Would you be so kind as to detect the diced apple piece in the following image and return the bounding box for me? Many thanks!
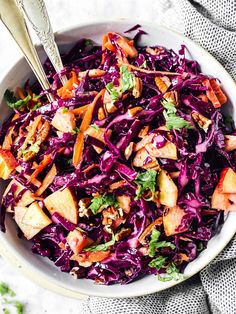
[211,186,236,211]
[14,202,52,240]
[163,206,187,236]
[84,126,111,154]
[44,187,78,224]
[66,229,93,255]
[0,149,17,180]
[134,134,155,152]
[3,180,36,213]
[225,135,236,152]
[218,167,236,194]
[117,195,131,214]
[146,141,178,160]
[157,170,178,207]
[133,147,160,170]
[52,108,76,133]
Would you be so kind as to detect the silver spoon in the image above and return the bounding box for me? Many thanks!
[0,0,54,102]
[16,0,67,85]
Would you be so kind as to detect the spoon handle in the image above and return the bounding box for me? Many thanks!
[0,0,54,101]
[17,0,67,85]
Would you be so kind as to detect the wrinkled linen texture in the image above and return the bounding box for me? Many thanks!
[82,1,236,313]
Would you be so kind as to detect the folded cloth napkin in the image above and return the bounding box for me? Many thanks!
[82,1,236,313]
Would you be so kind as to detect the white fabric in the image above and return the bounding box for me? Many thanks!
[82,1,236,313]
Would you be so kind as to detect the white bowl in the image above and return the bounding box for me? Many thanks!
[0,20,236,299]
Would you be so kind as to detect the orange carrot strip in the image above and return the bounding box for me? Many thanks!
[139,217,163,244]
[87,251,110,262]
[120,63,180,76]
[29,154,53,183]
[72,89,105,168]
[82,163,99,174]
[71,105,89,116]
[35,164,57,196]
[17,87,25,100]
[57,71,79,99]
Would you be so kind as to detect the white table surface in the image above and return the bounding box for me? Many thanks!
[0,1,182,313]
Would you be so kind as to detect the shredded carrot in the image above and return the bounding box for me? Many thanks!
[72,89,105,168]
[17,87,25,100]
[116,37,138,58]
[109,180,126,190]
[198,94,209,102]
[71,104,89,117]
[119,62,180,76]
[202,78,227,108]
[57,71,79,99]
[2,127,15,150]
[139,217,163,244]
[82,163,99,174]
[35,164,57,196]
[29,154,53,183]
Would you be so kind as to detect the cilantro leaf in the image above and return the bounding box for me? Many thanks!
[4,89,31,110]
[148,229,176,257]
[161,100,193,130]
[120,65,135,92]
[0,282,15,297]
[134,169,158,201]
[32,103,41,110]
[89,194,118,215]
[106,82,119,103]
[3,299,24,314]
[90,124,99,131]
[148,229,161,257]
[3,308,10,314]
[85,233,115,252]
[20,144,40,155]
[157,262,184,282]
[71,127,80,135]
[149,256,167,270]
[61,107,69,113]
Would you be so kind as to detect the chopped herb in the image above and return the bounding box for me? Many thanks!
[157,262,184,282]
[140,60,147,69]
[89,194,118,215]
[0,283,15,297]
[134,169,158,201]
[106,82,119,103]
[197,242,204,252]
[148,229,161,257]
[3,308,10,314]
[149,256,167,270]
[32,102,41,110]
[148,229,176,257]
[85,39,94,46]
[61,107,69,113]
[161,100,193,130]
[71,127,80,135]
[85,233,115,251]
[90,124,99,131]
[4,89,31,110]
[120,65,135,92]
[20,144,40,155]
[3,299,24,314]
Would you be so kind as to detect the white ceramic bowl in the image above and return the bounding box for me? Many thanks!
[0,20,236,299]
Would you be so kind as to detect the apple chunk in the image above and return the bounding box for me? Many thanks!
[0,149,17,180]
[15,202,52,240]
[218,167,236,194]
[157,170,178,207]
[145,141,177,160]
[52,108,76,133]
[67,229,93,255]
[44,187,78,224]
[211,186,236,211]
[163,206,187,236]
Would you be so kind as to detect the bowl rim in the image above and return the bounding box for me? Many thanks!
[0,18,236,299]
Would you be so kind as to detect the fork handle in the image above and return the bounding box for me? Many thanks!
[17,0,67,85]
